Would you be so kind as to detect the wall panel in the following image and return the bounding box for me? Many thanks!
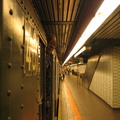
[0,0,43,119]
[113,46,120,108]
[90,45,120,108]
[89,48,113,107]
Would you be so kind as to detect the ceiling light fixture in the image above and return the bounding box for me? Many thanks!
[74,46,86,57]
[62,0,120,66]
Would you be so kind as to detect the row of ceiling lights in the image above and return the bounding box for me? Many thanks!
[62,0,120,66]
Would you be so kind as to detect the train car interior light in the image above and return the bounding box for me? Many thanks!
[62,0,120,66]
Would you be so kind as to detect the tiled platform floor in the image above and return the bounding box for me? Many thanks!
[58,74,120,120]
[58,79,74,120]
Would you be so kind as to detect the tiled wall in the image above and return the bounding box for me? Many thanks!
[90,48,113,107]
[77,64,86,73]
[113,46,120,108]
[90,46,120,108]
[70,64,86,73]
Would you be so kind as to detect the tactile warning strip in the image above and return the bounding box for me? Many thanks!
[65,80,83,120]
[58,79,82,120]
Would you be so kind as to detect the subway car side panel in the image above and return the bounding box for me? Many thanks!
[0,0,41,119]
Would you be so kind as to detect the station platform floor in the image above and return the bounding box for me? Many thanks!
[58,74,120,120]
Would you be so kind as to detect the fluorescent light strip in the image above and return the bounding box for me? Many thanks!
[62,0,120,66]
[74,46,86,57]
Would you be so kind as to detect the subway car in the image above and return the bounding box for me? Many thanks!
[0,0,120,120]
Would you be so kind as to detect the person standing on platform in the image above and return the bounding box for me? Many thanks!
[46,33,56,120]
[62,71,65,80]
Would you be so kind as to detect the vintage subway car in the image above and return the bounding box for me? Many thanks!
[0,0,60,120]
